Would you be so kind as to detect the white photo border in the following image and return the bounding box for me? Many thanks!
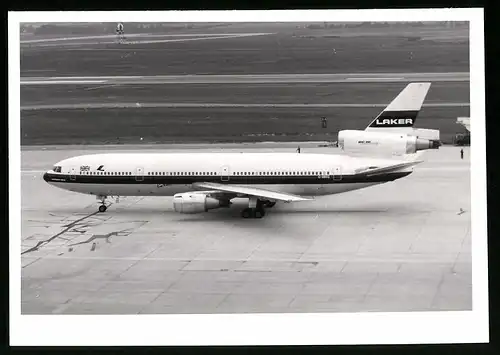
[9,8,487,346]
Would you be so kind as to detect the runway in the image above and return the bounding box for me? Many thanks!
[20,79,470,145]
[21,102,469,111]
[21,72,469,85]
[21,144,471,314]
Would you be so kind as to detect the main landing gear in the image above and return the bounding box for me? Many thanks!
[240,199,275,219]
[241,207,265,219]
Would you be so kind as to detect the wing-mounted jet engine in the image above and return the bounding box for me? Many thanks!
[173,192,231,214]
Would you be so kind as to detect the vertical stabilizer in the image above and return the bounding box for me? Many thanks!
[366,82,431,130]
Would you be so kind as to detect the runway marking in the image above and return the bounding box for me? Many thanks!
[346,77,403,81]
[21,80,108,85]
[83,83,122,91]
[20,255,464,263]
[20,102,470,110]
[21,211,101,256]
[22,33,275,48]
[20,33,274,44]
[20,72,470,85]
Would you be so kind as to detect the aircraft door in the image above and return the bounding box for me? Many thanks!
[331,166,342,181]
[70,167,76,181]
[135,167,144,181]
[220,165,230,182]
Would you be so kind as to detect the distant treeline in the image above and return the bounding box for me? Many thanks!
[304,21,469,29]
[21,21,468,35]
[21,23,230,35]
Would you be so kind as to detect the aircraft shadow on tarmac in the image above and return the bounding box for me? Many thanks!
[68,200,430,222]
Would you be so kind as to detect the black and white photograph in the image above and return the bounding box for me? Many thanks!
[9,9,487,346]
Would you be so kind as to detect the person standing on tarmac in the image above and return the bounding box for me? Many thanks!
[297,146,301,153]
[460,148,464,159]
[116,22,125,43]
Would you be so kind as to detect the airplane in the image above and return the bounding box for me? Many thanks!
[456,116,470,132]
[43,152,423,218]
[42,83,429,219]
[338,82,441,156]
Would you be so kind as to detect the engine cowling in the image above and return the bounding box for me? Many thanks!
[338,130,439,156]
[173,192,224,214]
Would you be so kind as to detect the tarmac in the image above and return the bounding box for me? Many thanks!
[20,144,472,314]
[20,72,469,85]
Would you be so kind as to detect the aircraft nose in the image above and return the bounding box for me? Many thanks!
[43,172,50,182]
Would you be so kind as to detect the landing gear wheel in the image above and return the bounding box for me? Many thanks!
[241,208,251,218]
[254,208,264,218]
[241,207,265,218]
[98,205,107,213]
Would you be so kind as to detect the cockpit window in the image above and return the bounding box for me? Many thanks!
[53,166,62,173]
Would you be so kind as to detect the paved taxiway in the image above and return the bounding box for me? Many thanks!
[21,72,469,85]
[20,144,471,314]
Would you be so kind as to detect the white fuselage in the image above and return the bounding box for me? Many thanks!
[43,152,413,198]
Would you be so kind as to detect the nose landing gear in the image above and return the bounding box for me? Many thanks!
[96,194,121,212]
[97,195,108,213]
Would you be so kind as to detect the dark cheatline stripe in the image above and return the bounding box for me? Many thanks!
[43,172,411,185]
[368,110,419,128]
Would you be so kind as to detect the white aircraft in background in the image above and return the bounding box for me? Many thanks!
[338,82,441,156]
[456,116,470,132]
[43,82,433,219]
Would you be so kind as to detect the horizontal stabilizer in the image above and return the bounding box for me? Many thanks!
[366,82,431,129]
[354,160,423,176]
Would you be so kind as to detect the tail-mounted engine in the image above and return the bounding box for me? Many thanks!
[338,130,439,156]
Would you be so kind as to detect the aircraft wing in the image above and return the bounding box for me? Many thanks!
[192,182,313,202]
[354,160,423,176]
